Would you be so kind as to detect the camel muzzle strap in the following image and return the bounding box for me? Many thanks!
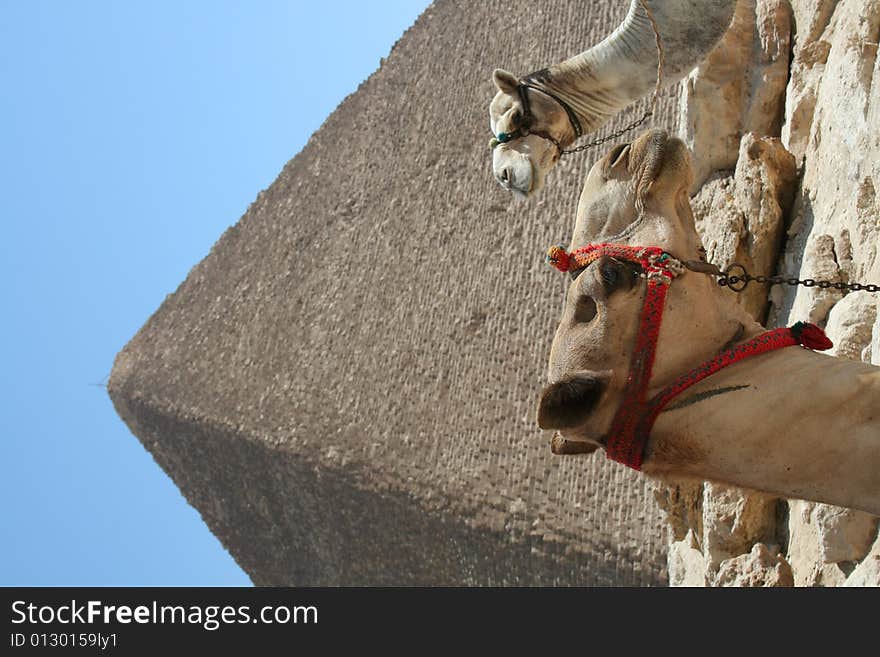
[546,242,833,470]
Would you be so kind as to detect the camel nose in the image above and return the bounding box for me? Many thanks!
[537,373,608,430]
[499,167,511,184]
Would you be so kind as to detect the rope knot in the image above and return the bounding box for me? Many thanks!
[546,245,571,272]
[790,321,833,351]
[647,251,684,278]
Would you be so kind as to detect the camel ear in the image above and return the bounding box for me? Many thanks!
[537,372,609,430]
[492,68,520,94]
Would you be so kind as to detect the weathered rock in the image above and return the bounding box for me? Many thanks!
[667,530,708,587]
[782,1,836,161]
[671,0,880,588]
[692,133,797,321]
[714,543,794,587]
[788,0,838,49]
[787,501,832,586]
[845,533,880,586]
[679,0,792,189]
[769,2,880,590]
[654,481,704,543]
[660,482,780,587]
[815,507,878,563]
[787,501,878,586]
[769,232,844,327]
[773,0,880,330]
[871,299,880,366]
[701,484,778,568]
[824,292,878,361]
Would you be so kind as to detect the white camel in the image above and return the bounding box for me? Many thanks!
[488,0,737,196]
[536,128,880,516]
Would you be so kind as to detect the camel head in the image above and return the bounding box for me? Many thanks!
[534,129,880,515]
[536,128,753,450]
[488,69,574,198]
[488,0,737,197]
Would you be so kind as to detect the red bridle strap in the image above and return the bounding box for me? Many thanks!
[546,242,833,470]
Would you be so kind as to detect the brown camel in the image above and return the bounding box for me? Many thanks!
[536,128,880,516]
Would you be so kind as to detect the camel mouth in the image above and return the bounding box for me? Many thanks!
[499,175,533,198]
[536,372,609,432]
[493,148,536,197]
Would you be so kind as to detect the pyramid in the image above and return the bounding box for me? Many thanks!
[109,0,684,585]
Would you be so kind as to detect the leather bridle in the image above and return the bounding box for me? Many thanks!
[490,82,583,155]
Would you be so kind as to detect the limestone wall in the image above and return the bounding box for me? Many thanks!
[662,0,880,586]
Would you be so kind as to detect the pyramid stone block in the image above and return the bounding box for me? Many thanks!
[109,0,684,585]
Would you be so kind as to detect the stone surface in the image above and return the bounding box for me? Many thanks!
[665,0,880,588]
[660,482,781,586]
[770,2,880,587]
[654,482,704,544]
[692,133,797,321]
[678,0,792,189]
[108,0,687,586]
[769,232,845,326]
[823,292,878,361]
[714,543,794,587]
[701,483,779,569]
[845,534,880,586]
[781,0,836,161]
[787,501,878,586]
[787,502,846,587]
[667,530,708,587]
[773,0,880,328]
[814,507,878,563]
[871,299,880,365]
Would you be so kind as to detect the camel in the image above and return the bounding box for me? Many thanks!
[488,0,737,197]
[535,128,880,516]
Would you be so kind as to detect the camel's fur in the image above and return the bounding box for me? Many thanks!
[489,0,738,197]
[538,128,880,515]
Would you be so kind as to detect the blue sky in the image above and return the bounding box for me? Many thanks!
[1,0,430,586]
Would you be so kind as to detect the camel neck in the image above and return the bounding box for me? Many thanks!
[526,62,637,137]
[531,0,738,142]
[644,346,880,515]
[530,5,664,136]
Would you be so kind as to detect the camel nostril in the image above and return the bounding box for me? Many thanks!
[608,143,631,170]
[537,374,608,430]
[500,167,510,183]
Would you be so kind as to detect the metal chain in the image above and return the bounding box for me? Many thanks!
[562,0,665,156]
[701,261,880,294]
[561,111,656,154]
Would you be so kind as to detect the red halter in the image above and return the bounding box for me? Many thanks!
[546,243,833,470]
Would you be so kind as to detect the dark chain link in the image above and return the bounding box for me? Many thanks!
[561,0,664,157]
[714,262,880,294]
[561,111,655,155]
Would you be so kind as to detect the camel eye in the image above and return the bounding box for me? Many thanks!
[512,110,522,125]
[599,258,639,295]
